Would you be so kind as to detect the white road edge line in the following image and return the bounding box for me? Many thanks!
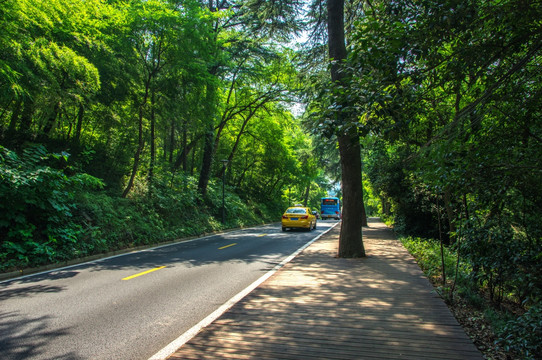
[0,224,276,284]
[148,222,340,360]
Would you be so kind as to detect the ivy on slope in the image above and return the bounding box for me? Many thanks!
[0,144,103,270]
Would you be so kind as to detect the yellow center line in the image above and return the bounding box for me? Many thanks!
[219,243,237,250]
[257,234,267,237]
[122,266,166,281]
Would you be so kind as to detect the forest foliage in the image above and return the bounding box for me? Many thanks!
[0,0,330,272]
[319,0,541,358]
[350,0,542,309]
[1,0,541,357]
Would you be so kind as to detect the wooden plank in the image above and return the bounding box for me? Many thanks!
[203,321,478,347]
[166,221,483,360]
[218,308,472,331]
[188,330,481,357]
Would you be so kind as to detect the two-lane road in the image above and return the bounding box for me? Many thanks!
[0,221,338,360]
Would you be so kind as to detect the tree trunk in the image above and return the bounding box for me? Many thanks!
[170,120,176,164]
[216,112,251,178]
[337,132,366,257]
[172,135,202,172]
[444,187,456,243]
[328,0,365,258]
[198,124,215,197]
[122,78,150,198]
[197,83,218,197]
[190,140,197,176]
[148,87,156,194]
[303,181,311,206]
[361,188,368,226]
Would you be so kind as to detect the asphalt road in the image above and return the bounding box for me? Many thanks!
[0,220,338,360]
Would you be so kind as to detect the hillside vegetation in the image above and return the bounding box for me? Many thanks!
[0,0,329,271]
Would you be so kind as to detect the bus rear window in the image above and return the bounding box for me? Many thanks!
[322,199,337,205]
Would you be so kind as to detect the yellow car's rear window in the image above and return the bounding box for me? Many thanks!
[286,208,307,214]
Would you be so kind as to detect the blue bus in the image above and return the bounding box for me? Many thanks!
[321,197,341,220]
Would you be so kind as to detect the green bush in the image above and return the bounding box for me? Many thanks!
[75,174,280,255]
[401,234,542,359]
[460,218,542,306]
[400,236,460,285]
[496,305,542,360]
[0,144,103,271]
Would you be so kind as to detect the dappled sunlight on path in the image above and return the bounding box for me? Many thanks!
[168,218,482,359]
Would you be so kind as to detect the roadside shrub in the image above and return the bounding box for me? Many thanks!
[402,234,541,359]
[461,218,542,306]
[400,236,459,285]
[0,145,103,271]
[496,305,542,360]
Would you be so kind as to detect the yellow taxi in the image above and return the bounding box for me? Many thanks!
[281,205,317,231]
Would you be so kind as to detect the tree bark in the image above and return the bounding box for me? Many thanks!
[328,0,365,258]
[303,181,311,206]
[337,132,366,257]
[198,123,215,197]
[172,134,202,172]
[122,77,150,198]
[148,87,156,194]
[216,110,252,178]
[197,81,218,197]
[444,187,456,243]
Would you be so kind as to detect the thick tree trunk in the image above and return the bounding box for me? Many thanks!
[337,133,366,257]
[328,0,365,258]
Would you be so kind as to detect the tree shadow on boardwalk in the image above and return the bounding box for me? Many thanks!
[170,218,482,360]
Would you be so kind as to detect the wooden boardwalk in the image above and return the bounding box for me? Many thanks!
[168,219,483,359]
